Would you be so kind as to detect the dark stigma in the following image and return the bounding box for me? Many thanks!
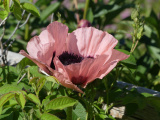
[58,51,84,66]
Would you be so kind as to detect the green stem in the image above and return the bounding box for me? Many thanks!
[24,23,29,41]
[105,67,119,114]
[66,107,72,120]
[83,0,90,19]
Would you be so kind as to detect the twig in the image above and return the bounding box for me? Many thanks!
[0,17,7,27]
[17,73,26,84]
[130,40,139,53]
[4,38,16,58]
[0,0,12,27]
[19,13,31,28]
[0,24,6,65]
[3,10,26,46]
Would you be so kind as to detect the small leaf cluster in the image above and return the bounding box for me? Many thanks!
[0,0,40,20]
[131,5,144,41]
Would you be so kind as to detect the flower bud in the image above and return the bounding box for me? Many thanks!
[77,19,91,28]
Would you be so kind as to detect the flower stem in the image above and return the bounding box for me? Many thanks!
[83,0,90,19]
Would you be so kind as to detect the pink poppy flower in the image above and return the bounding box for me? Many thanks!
[20,21,129,93]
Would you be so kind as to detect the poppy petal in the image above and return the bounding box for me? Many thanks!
[47,21,69,56]
[19,50,52,75]
[54,57,83,93]
[27,30,55,66]
[66,27,118,58]
[96,49,130,79]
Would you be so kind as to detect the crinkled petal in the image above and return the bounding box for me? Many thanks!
[96,49,130,79]
[64,58,94,81]
[59,55,108,87]
[47,21,69,56]
[66,27,118,58]
[19,50,52,75]
[27,30,55,66]
[54,57,83,93]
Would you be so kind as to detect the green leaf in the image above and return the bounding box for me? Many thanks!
[29,77,46,95]
[116,49,137,73]
[15,92,26,109]
[46,76,59,84]
[0,93,15,109]
[3,0,10,12]
[86,8,93,23]
[0,85,21,95]
[21,2,40,17]
[45,96,77,111]
[28,66,45,78]
[13,4,22,20]
[41,113,60,120]
[72,102,87,120]
[27,93,41,106]
[16,57,35,72]
[37,77,46,94]
[147,97,160,111]
[141,93,153,97]
[40,2,61,21]
[94,5,120,18]
[0,4,8,20]
[13,0,22,20]
[117,49,136,65]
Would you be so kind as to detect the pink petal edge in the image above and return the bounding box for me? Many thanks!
[66,27,118,58]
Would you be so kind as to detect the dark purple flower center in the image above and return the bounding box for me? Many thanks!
[50,52,56,69]
[58,51,84,66]
[71,76,87,85]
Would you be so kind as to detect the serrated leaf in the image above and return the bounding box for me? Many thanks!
[16,57,35,72]
[28,66,45,78]
[13,4,22,20]
[27,93,41,106]
[45,96,77,111]
[46,76,58,83]
[40,2,61,21]
[0,84,21,95]
[86,8,93,23]
[0,93,15,109]
[13,0,22,20]
[37,77,46,94]
[15,92,26,109]
[72,102,87,120]
[29,77,38,84]
[21,2,40,17]
[13,0,20,6]
[41,113,60,120]
[3,0,10,12]
[0,4,8,20]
